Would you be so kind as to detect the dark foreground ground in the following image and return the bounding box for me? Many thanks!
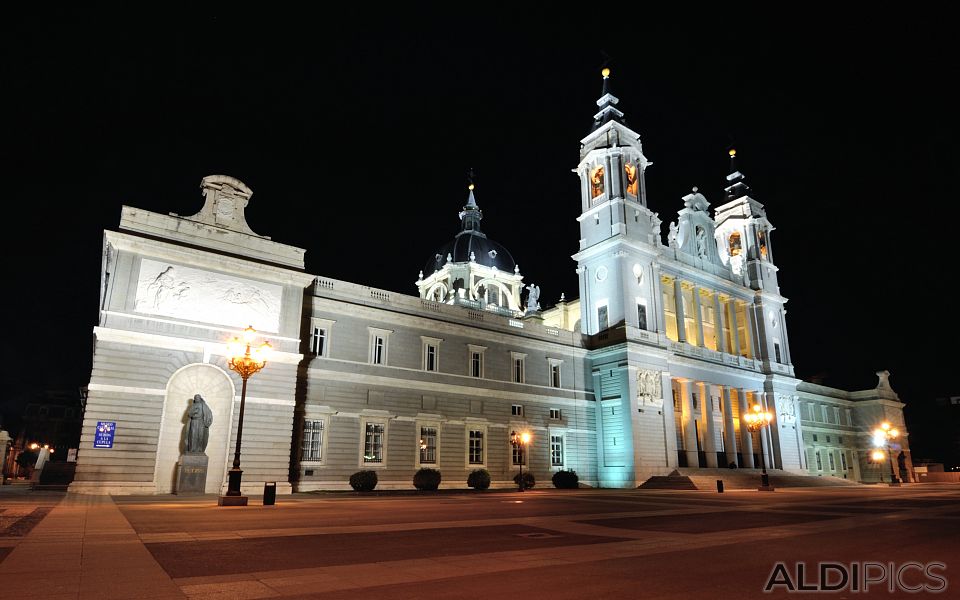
[1,484,958,599]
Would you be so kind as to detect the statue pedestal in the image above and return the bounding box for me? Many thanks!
[176,453,209,494]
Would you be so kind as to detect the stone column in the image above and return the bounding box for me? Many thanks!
[661,373,678,468]
[674,278,686,343]
[692,285,705,347]
[738,388,755,468]
[654,271,667,335]
[779,309,792,365]
[680,381,699,468]
[759,392,773,469]
[714,294,727,353]
[728,301,742,357]
[721,386,737,466]
[701,383,719,467]
[744,303,757,360]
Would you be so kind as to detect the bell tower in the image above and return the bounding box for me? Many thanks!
[572,68,661,337]
[714,150,792,369]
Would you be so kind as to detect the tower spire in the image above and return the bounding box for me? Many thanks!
[459,168,483,233]
[724,148,752,202]
[591,66,625,132]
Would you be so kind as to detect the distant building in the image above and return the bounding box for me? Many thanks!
[70,70,912,494]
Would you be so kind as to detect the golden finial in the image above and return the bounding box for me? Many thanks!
[729,149,737,157]
[601,67,611,78]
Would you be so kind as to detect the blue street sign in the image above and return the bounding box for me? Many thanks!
[94,421,116,448]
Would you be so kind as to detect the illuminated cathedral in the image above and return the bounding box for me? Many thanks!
[70,69,912,495]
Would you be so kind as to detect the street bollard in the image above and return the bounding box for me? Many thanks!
[716,479,724,493]
[263,481,277,506]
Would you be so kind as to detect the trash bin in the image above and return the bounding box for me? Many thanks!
[263,481,277,506]
[716,479,724,493]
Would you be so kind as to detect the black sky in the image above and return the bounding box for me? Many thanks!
[3,10,956,452]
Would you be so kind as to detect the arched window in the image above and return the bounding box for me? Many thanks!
[728,231,742,256]
[590,166,605,199]
[624,162,639,197]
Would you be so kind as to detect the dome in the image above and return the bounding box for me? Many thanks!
[424,231,517,276]
[422,187,518,277]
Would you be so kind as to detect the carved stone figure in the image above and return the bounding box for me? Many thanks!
[696,226,707,258]
[185,394,213,454]
[525,284,541,313]
[637,369,663,406]
[668,222,678,248]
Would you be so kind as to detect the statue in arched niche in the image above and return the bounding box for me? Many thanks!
[185,394,213,454]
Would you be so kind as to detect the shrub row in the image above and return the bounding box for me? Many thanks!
[347,468,580,491]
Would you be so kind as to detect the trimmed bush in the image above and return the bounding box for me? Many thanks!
[467,468,491,490]
[349,470,378,492]
[551,469,579,489]
[513,471,536,489]
[413,468,442,491]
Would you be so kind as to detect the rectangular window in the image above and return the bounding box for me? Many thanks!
[815,450,823,471]
[839,436,844,444]
[363,422,384,464]
[549,408,562,420]
[312,327,327,357]
[637,301,647,330]
[422,336,442,372]
[828,452,836,471]
[821,405,829,423]
[512,443,526,466]
[833,406,841,424]
[598,304,609,331]
[419,426,437,464]
[812,434,818,442]
[550,363,562,388]
[841,452,848,471]
[371,336,385,365]
[302,419,324,461]
[468,430,484,465]
[468,345,486,378]
[551,435,564,466]
[512,353,526,383]
[774,340,782,363]
[511,404,524,417]
[369,327,392,366]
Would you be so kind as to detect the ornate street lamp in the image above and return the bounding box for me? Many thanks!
[872,421,901,486]
[219,325,271,506]
[510,430,531,492]
[743,403,774,491]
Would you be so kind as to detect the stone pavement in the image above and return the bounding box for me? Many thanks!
[1,485,959,599]
[0,493,185,599]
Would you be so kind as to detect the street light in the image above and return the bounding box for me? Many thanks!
[510,430,531,492]
[872,421,901,486]
[219,325,271,507]
[743,403,774,491]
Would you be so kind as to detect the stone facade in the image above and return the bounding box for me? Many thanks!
[70,77,912,495]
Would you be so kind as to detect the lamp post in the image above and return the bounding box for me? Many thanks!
[743,403,774,491]
[872,421,901,486]
[510,430,531,492]
[219,326,271,507]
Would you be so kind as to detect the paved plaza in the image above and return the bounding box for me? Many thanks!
[1,484,958,599]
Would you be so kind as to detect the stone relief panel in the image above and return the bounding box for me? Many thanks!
[776,393,798,424]
[637,368,663,407]
[135,259,282,332]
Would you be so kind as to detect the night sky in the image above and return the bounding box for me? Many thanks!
[4,11,956,458]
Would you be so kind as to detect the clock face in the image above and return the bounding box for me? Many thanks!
[596,266,608,281]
